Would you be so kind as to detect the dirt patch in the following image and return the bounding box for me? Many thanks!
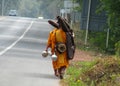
[72,49,94,62]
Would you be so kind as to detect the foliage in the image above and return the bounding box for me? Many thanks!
[0,0,63,18]
[97,0,120,52]
[89,31,106,50]
[39,0,63,18]
[63,57,120,86]
[18,0,41,17]
[0,0,21,15]
[73,23,106,53]
[64,61,96,86]
[115,41,120,57]
[72,0,83,11]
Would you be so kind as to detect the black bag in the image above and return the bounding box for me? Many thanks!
[66,32,75,60]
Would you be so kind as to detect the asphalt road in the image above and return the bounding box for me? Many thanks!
[0,16,60,86]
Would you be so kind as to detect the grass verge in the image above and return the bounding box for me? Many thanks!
[61,57,120,86]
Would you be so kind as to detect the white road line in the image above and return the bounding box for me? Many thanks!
[0,21,34,56]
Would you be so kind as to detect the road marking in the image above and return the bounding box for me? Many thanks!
[0,21,34,56]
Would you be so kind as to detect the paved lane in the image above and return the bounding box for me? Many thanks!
[0,17,60,86]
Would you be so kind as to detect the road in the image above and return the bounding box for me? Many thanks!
[0,16,60,86]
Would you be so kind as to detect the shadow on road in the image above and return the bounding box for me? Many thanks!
[21,72,58,79]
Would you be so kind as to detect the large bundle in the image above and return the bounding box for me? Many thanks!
[48,20,59,28]
[57,16,75,60]
[56,16,71,32]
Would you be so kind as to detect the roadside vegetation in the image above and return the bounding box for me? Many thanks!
[72,0,120,56]
[61,57,120,86]
[61,1,120,85]
[60,25,120,86]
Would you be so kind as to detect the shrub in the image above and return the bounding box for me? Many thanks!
[115,41,120,57]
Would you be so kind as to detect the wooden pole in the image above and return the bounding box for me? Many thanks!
[85,0,91,45]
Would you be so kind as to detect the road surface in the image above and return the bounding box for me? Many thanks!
[0,16,60,86]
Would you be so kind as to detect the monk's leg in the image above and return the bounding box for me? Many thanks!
[58,66,66,79]
[54,69,59,77]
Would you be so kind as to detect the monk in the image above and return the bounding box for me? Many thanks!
[45,18,69,79]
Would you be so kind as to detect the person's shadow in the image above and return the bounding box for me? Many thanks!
[21,72,58,79]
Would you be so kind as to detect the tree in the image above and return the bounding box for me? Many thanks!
[0,0,63,18]
[39,0,63,18]
[73,0,83,11]
[18,0,41,17]
[0,0,21,15]
[98,0,120,51]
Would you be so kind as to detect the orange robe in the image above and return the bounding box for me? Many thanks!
[47,29,57,48]
[47,28,69,70]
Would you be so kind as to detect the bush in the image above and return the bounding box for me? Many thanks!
[89,31,106,50]
[115,41,120,57]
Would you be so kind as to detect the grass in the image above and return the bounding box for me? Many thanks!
[62,57,120,86]
[61,61,96,86]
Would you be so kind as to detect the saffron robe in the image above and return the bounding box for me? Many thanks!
[47,28,69,70]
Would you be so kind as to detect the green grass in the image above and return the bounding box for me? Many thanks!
[63,57,120,86]
[64,61,97,86]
